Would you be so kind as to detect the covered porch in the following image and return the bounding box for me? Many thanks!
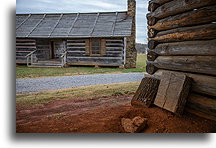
[26,39,67,67]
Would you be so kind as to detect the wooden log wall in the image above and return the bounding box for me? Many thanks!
[16,39,36,63]
[146,0,216,120]
[66,38,124,66]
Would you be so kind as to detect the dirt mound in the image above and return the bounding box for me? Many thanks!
[16,95,215,133]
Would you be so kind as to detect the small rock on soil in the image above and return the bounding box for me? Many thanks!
[121,116,147,133]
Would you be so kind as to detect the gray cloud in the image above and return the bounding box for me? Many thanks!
[16,0,149,44]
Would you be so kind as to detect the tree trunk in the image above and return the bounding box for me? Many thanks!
[147,56,216,76]
[131,77,160,108]
[150,40,216,56]
[145,69,216,97]
[148,5,216,31]
[148,23,216,43]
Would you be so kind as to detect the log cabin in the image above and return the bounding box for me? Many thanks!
[16,0,137,68]
[144,0,216,120]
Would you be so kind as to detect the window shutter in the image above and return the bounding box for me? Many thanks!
[85,39,90,55]
[101,39,106,56]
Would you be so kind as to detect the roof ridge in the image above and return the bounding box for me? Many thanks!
[16,11,128,15]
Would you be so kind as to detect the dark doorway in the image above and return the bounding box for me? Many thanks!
[50,41,55,59]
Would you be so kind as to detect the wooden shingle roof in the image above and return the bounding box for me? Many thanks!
[16,12,132,38]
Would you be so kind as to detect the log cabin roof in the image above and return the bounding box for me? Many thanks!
[16,12,132,38]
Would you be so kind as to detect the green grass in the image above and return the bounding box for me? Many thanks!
[16,54,147,79]
[16,82,140,107]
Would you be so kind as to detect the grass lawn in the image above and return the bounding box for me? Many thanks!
[16,54,147,79]
[16,82,140,107]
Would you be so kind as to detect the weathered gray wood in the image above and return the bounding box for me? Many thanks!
[149,0,173,5]
[147,56,216,76]
[111,12,118,36]
[90,13,100,35]
[145,69,216,97]
[151,40,216,56]
[16,39,36,64]
[147,0,216,24]
[148,24,216,43]
[131,77,160,108]
[16,46,36,49]
[101,39,106,56]
[48,14,63,37]
[185,93,216,121]
[16,14,31,30]
[67,13,80,36]
[67,43,85,46]
[185,108,215,121]
[148,5,216,31]
[67,56,122,60]
[26,14,46,37]
[154,71,192,115]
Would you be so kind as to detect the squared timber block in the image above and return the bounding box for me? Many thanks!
[154,71,192,115]
[131,77,160,108]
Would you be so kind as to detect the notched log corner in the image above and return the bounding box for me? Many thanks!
[148,40,158,50]
[146,62,158,75]
[147,50,158,61]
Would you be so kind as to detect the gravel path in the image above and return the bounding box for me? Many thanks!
[16,73,144,93]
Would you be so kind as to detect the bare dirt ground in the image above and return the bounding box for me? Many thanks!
[16,95,215,133]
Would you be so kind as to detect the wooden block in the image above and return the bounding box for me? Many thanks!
[131,77,160,108]
[154,71,192,115]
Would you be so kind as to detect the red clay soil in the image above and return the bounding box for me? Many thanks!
[16,95,215,133]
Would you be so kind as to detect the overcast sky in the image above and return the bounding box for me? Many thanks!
[16,0,149,44]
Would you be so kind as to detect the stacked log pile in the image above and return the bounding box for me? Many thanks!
[146,0,216,120]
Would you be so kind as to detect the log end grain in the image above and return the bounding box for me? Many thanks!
[148,40,158,50]
[131,77,160,108]
[147,50,158,61]
[146,62,158,75]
